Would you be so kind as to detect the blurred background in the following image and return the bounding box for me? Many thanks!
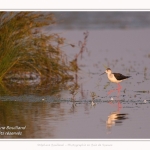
[49,11,150,29]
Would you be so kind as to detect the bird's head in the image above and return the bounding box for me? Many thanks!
[100,68,112,75]
[105,68,112,74]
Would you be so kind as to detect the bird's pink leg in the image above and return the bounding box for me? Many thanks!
[117,83,122,109]
[107,83,122,109]
[107,83,122,95]
[108,89,117,95]
[108,86,119,95]
[117,83,122,96]
[108,85,118,105]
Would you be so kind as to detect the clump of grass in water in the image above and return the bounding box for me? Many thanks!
[90,92,99,106]
[69,85,79,101]
[0,12,74,84]
[68,84,79,109]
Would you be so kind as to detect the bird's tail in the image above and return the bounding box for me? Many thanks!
[126,76,131,78]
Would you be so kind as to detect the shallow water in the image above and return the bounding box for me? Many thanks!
[0,100,150,138]
[1,29,150,138]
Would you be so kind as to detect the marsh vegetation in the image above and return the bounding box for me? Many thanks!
[0,12,86,96]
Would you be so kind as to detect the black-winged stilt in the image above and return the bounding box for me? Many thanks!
[101,68,131,108]
[101,68,131,84]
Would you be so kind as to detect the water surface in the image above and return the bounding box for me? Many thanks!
[1,28,150,138]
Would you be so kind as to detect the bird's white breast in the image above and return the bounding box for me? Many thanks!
[107,74,122,83]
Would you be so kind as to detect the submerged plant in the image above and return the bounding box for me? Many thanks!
[69,86,79,101]
[90,92,97,100]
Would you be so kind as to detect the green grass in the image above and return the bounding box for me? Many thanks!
[0,12,74,83]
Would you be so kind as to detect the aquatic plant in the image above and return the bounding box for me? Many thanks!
[70,31,89,73]
[0,12,74,83]
[90,92,97,100]
[68,84,79,101]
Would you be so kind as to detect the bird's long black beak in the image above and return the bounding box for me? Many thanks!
[100,72,105,76]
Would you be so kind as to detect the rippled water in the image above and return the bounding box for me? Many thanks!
[1,28,150,138]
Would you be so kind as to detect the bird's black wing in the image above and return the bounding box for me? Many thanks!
[113,73,130,80]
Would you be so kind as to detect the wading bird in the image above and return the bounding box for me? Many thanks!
[101,68,131,108]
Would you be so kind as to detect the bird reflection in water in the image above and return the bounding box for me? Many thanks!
[106,110,128,133]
